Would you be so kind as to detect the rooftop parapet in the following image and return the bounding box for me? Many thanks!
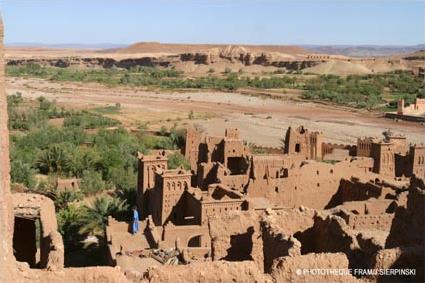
[137,150,168,161]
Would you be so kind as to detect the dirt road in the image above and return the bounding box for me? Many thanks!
[6,77,424,147]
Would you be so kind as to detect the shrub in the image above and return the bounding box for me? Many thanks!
[80,170,107,195]
[167,152,190,170]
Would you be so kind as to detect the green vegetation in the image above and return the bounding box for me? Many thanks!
[7,65,424,110]
[8,94,190,266]
[167,152,190,170]
[302,72,424,109]
[93,103,121,114]
[7,64,298,91]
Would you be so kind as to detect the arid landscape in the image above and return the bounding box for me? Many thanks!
[1,1,425,283]
[5,42,425,147]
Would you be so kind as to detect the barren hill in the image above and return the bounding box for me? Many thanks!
[303,59,409,75]
[113,42,308,55]
[403,50,425,61]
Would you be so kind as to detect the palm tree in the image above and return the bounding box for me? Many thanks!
[116,185,137,208]
[79,196,129,239]
[53,189,82,210]
[36,145,71,175]
[57,204,84,246]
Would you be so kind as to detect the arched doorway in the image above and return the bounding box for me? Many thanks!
[187,235,202,247]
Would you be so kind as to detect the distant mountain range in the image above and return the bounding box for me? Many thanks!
[6,42,425,58]
[6,43,128,49]
[302,44,425,57]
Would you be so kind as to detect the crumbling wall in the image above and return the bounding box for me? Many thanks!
[143,261,268,283]
[248,158,377,210]
[326,177,387,208]
[346,214,394,231]
[332,199,396,231]
[13,193,64,270]
[270,253,360,283]
[260,217,301,273]
[261,207,316,236]
[209,211,264,271]
[386,176,424,248]
[370,247,424,282]
[295,213,384,271]
[15,264,130,283]
[259,208,316,273]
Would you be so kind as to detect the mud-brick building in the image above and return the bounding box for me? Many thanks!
[397,98,425,116]
[150,168,192,226]
[358,132,425,179]
[283,125,323,160]
[136,151,168,218]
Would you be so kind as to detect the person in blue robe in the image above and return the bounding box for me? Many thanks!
[132,206,139,234]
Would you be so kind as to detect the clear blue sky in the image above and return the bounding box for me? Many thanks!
[0,0,424,46]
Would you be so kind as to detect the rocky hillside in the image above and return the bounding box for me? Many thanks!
[5,44,416,75]
[6,45,322,72]
[112,42,308,55]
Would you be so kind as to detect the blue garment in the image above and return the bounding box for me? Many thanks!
[132,210,139,234]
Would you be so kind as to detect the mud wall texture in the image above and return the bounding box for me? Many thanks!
[208,211,264,271]
[261,219,301,273]
[0,15,15,281]
[143,261,268,283]
[13,193,65,270]
[270,253,360,283]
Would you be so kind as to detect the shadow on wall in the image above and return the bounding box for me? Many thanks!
[325,179,382,209]
[222,227,254,261]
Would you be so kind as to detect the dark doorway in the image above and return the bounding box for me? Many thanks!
[295,143,301,153]
[227,157,248,175]
[222,227,254,261]
[13,217,38,267]
[188,235,202,247]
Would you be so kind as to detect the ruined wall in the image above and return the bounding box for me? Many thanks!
[370,247,424,282]
[250,154,303,181]
[328,178,385,207]
[333,199,395,231]
[143,261,268,283]
[261,218,301,273]
[247,158,376,210]
[209,211,264,271]
[295,213,386,271]
[270,253,359,283]
[386,176,425,248]
[160,223,210,251]
[13,193,65,270]
[346,214,394,231]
